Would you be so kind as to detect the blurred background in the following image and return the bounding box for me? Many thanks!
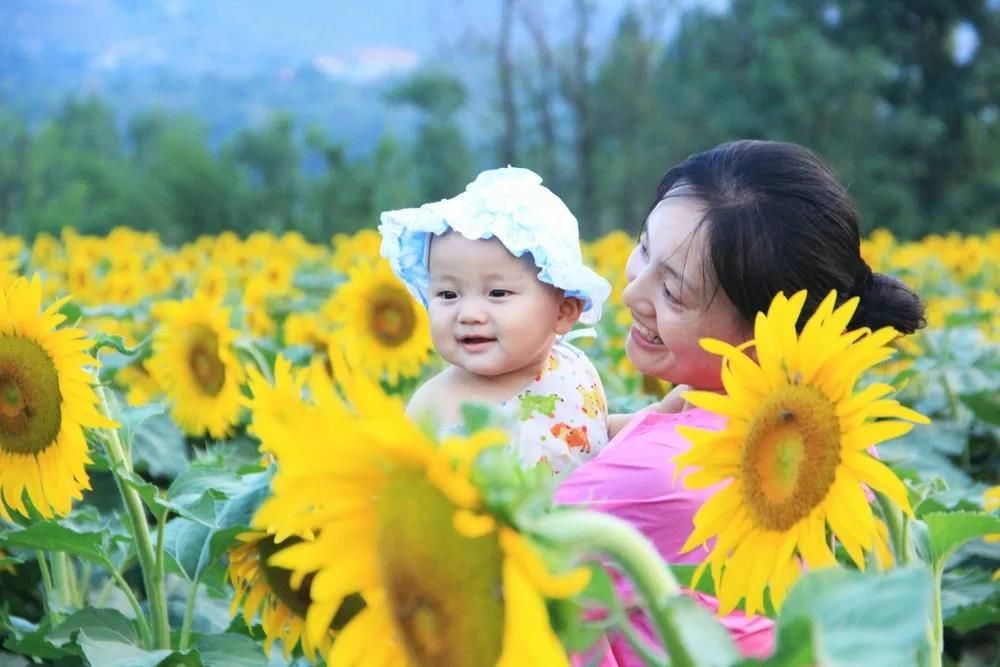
[2,0,998,243]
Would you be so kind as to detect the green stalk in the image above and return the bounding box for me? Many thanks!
[107,567,153,648]
[51,552,76,612]
[35,549,59,624]
[929,563,944,667]
[97,387,171,650]
[874,491,911,566]
[178,576,200,650]
[529,510,700,667]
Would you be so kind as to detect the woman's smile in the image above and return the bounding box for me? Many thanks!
[630,320,664,347]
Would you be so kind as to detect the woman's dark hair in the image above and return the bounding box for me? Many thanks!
[650,140,925,334]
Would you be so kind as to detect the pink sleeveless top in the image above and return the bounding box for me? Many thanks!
[555,407,775,664]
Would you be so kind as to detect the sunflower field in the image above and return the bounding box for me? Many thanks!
[0,226,998,667]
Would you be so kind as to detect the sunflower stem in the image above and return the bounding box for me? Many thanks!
[930,563,944,667]
[97,386,171,650]
[875,491,911,566]
[107,566,154,648]
[35,549,59,624]
[529,511,703,667]
[77,560,93,607]
[96,553,136,607]
[178,575,200,650]
[51,552,76,612]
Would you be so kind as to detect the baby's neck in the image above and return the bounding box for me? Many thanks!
[447,359,548,405]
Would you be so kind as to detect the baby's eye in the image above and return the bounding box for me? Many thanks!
[436,290,458,300]
[488,289,512,298]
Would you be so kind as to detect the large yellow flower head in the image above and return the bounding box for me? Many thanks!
[248,354,586,666]
[674,290,929,616]
[147,292,245,438]
[227,530,344,661]
[324,259,432,384]
[0,275,115,520]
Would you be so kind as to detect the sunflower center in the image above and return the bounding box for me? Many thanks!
[187,326,226,396]
[376,471,504,666]
[741,384,841,531]
[0,336,63,454]
[370,287,416,347]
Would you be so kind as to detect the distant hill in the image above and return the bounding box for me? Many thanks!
[0,0,646,153]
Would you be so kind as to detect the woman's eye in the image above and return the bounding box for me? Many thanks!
[488,289,512,298]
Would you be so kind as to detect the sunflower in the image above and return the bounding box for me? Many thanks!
[115,362,162,408]
[147,292,244,438]
[324,259,432,384]
[227,530,356,661]
[674,290,929,615]
[330,228,382,273]
[248,354,587,666]
[0,275,115,520]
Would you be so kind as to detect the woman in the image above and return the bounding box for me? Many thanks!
[558,139,925,663]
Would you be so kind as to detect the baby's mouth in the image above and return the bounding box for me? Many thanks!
[460,335,496,344]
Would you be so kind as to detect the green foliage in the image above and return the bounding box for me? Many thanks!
[750,568,934,667]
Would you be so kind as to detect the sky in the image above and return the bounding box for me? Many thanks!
[2,0,690,82]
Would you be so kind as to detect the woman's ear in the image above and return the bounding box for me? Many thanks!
[554,296,585,335]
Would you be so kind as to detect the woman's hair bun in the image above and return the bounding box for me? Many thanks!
[852,273,926,334]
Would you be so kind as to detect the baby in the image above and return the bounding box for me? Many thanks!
[379,167,612,473]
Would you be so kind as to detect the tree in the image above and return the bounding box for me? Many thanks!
[384,68,474,201]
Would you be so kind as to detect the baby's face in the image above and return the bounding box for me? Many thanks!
[426,233,567,381]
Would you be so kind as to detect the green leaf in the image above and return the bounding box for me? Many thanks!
[59,301,84,327]
[76,631,175,667]
[0,613,67,660]
[167,466,245,507]
[960,390,1000,426]
[48,608,139,646]
[0,523,111,568]
[941,569,1000,633]
[741,616,814,666]
[193,634,267,667]
[773,567,933,667]
[923,511,1000,566]
[162,517,213,582]
[130,409,189,479]
[671,563,716,596]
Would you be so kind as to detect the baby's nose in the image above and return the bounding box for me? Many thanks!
[457,299,488,323]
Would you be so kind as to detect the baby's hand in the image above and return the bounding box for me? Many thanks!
[653,384,691,413]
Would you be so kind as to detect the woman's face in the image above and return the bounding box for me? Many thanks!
[622,194,752,391]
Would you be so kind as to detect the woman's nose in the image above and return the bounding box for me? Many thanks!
[622,268,653,316]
